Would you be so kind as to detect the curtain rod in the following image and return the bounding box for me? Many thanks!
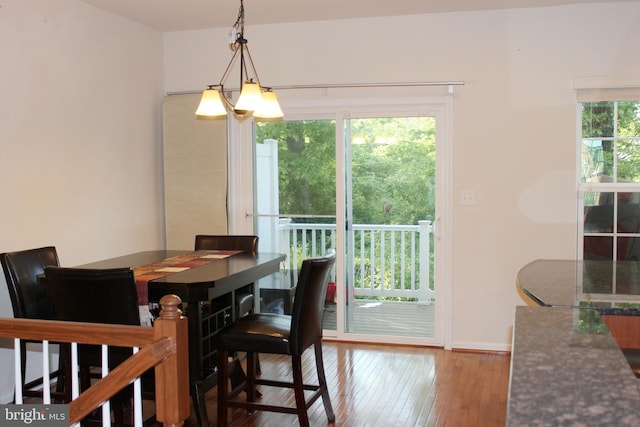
[167,81,465,96]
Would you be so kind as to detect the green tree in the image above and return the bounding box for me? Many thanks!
[582,101,640,182]
[256,116,436,225]
[350,117,436,225]
[256,120,337,223]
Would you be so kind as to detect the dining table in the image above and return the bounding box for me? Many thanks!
[77,249,286,427]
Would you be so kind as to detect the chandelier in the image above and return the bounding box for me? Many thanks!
[195,0,283,121]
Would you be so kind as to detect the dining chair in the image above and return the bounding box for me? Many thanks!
[215,251,336,427]
[44,266,155,425]
[194,234,261,378]
[194,234,258,253]
[194,234,258,319]
[0,246,69,402]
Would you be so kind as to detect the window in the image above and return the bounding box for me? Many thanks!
[579,99,640,260]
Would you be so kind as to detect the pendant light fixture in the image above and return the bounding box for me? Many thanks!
[195,0,283,121]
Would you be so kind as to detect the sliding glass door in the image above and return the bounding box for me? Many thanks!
[253,101,449,346]
[343,116,436,339]
[254,118,337,331]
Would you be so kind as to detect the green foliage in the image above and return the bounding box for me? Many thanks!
[256,120,337,222]
[350,117,436,225]
[256,116,437,293]
[256,116,436,226]
[582,101,640,182]
[352,228,433,291]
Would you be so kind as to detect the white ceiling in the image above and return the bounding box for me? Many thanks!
[79,0,633,32]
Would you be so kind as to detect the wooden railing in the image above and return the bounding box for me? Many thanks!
[0,294,190,427]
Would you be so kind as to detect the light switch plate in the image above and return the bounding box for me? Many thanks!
[461,190,475,205]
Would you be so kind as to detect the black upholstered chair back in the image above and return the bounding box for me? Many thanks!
[1,246,59,320]
[44,266,141,367]
[290,252,335,355]
[194,235,258,254]
[44,266,140,325]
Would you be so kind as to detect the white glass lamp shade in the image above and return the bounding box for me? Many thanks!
[195,88,227,118]
[234,81,263,114]
[253,90,284,120]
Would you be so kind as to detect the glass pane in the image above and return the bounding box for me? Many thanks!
[617,193,640,233]
[581,140,608,182]
[615,260,640,291]
[584,236,613,260]
[583,192,614,233]
[616,140,640,182]
[582,102,614,138]
[254,120,337,331]
[345,116,436,338]
[617,101,640,138]
[617,237,640,261]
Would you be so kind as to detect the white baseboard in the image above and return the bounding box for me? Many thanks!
[451,340,512,353]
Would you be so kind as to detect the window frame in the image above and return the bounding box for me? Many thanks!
[577,97,640,261]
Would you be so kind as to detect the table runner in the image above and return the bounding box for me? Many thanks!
[133,250,241,305]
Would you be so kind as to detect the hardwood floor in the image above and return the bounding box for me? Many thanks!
[184,341,511,427]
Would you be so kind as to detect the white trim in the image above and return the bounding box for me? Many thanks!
[436,97,454,350]
[451,341,512,353]
[229,95,454,347]
[573,76,640,90]
[277,96,453,116]
[335,111,346,342]
[573,76,640,102]
[227,118,255,234]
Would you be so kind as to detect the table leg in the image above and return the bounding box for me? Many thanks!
[186,301,213,427]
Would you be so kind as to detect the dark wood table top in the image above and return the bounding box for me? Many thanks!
[78,250,286,302]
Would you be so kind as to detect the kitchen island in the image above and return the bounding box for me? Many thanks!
[508,306,640,426]
[508,260,640,426]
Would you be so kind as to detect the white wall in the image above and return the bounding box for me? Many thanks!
[0,0,165,402]
[164,2,640,350]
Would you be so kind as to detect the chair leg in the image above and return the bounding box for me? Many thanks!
[314,340,335,422]
[246,352,257,405]
[191,383,210,427]
[56,343,71,403]
[292,355,310,427]
[79,365,92,394]
[217,349,229,427]
[111,392,127,425]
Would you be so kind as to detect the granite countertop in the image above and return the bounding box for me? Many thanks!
[517,259,640,315]
[508,306,640,426]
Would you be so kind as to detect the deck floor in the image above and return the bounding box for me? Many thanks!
[322,299,435,337]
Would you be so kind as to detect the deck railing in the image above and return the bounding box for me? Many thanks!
[277,219,434,303]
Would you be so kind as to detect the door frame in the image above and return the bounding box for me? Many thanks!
[228,97,453,349]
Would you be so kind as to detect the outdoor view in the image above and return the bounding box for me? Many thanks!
[581,101,640,262]
[581,101,640,184]
[255,115,437,339]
